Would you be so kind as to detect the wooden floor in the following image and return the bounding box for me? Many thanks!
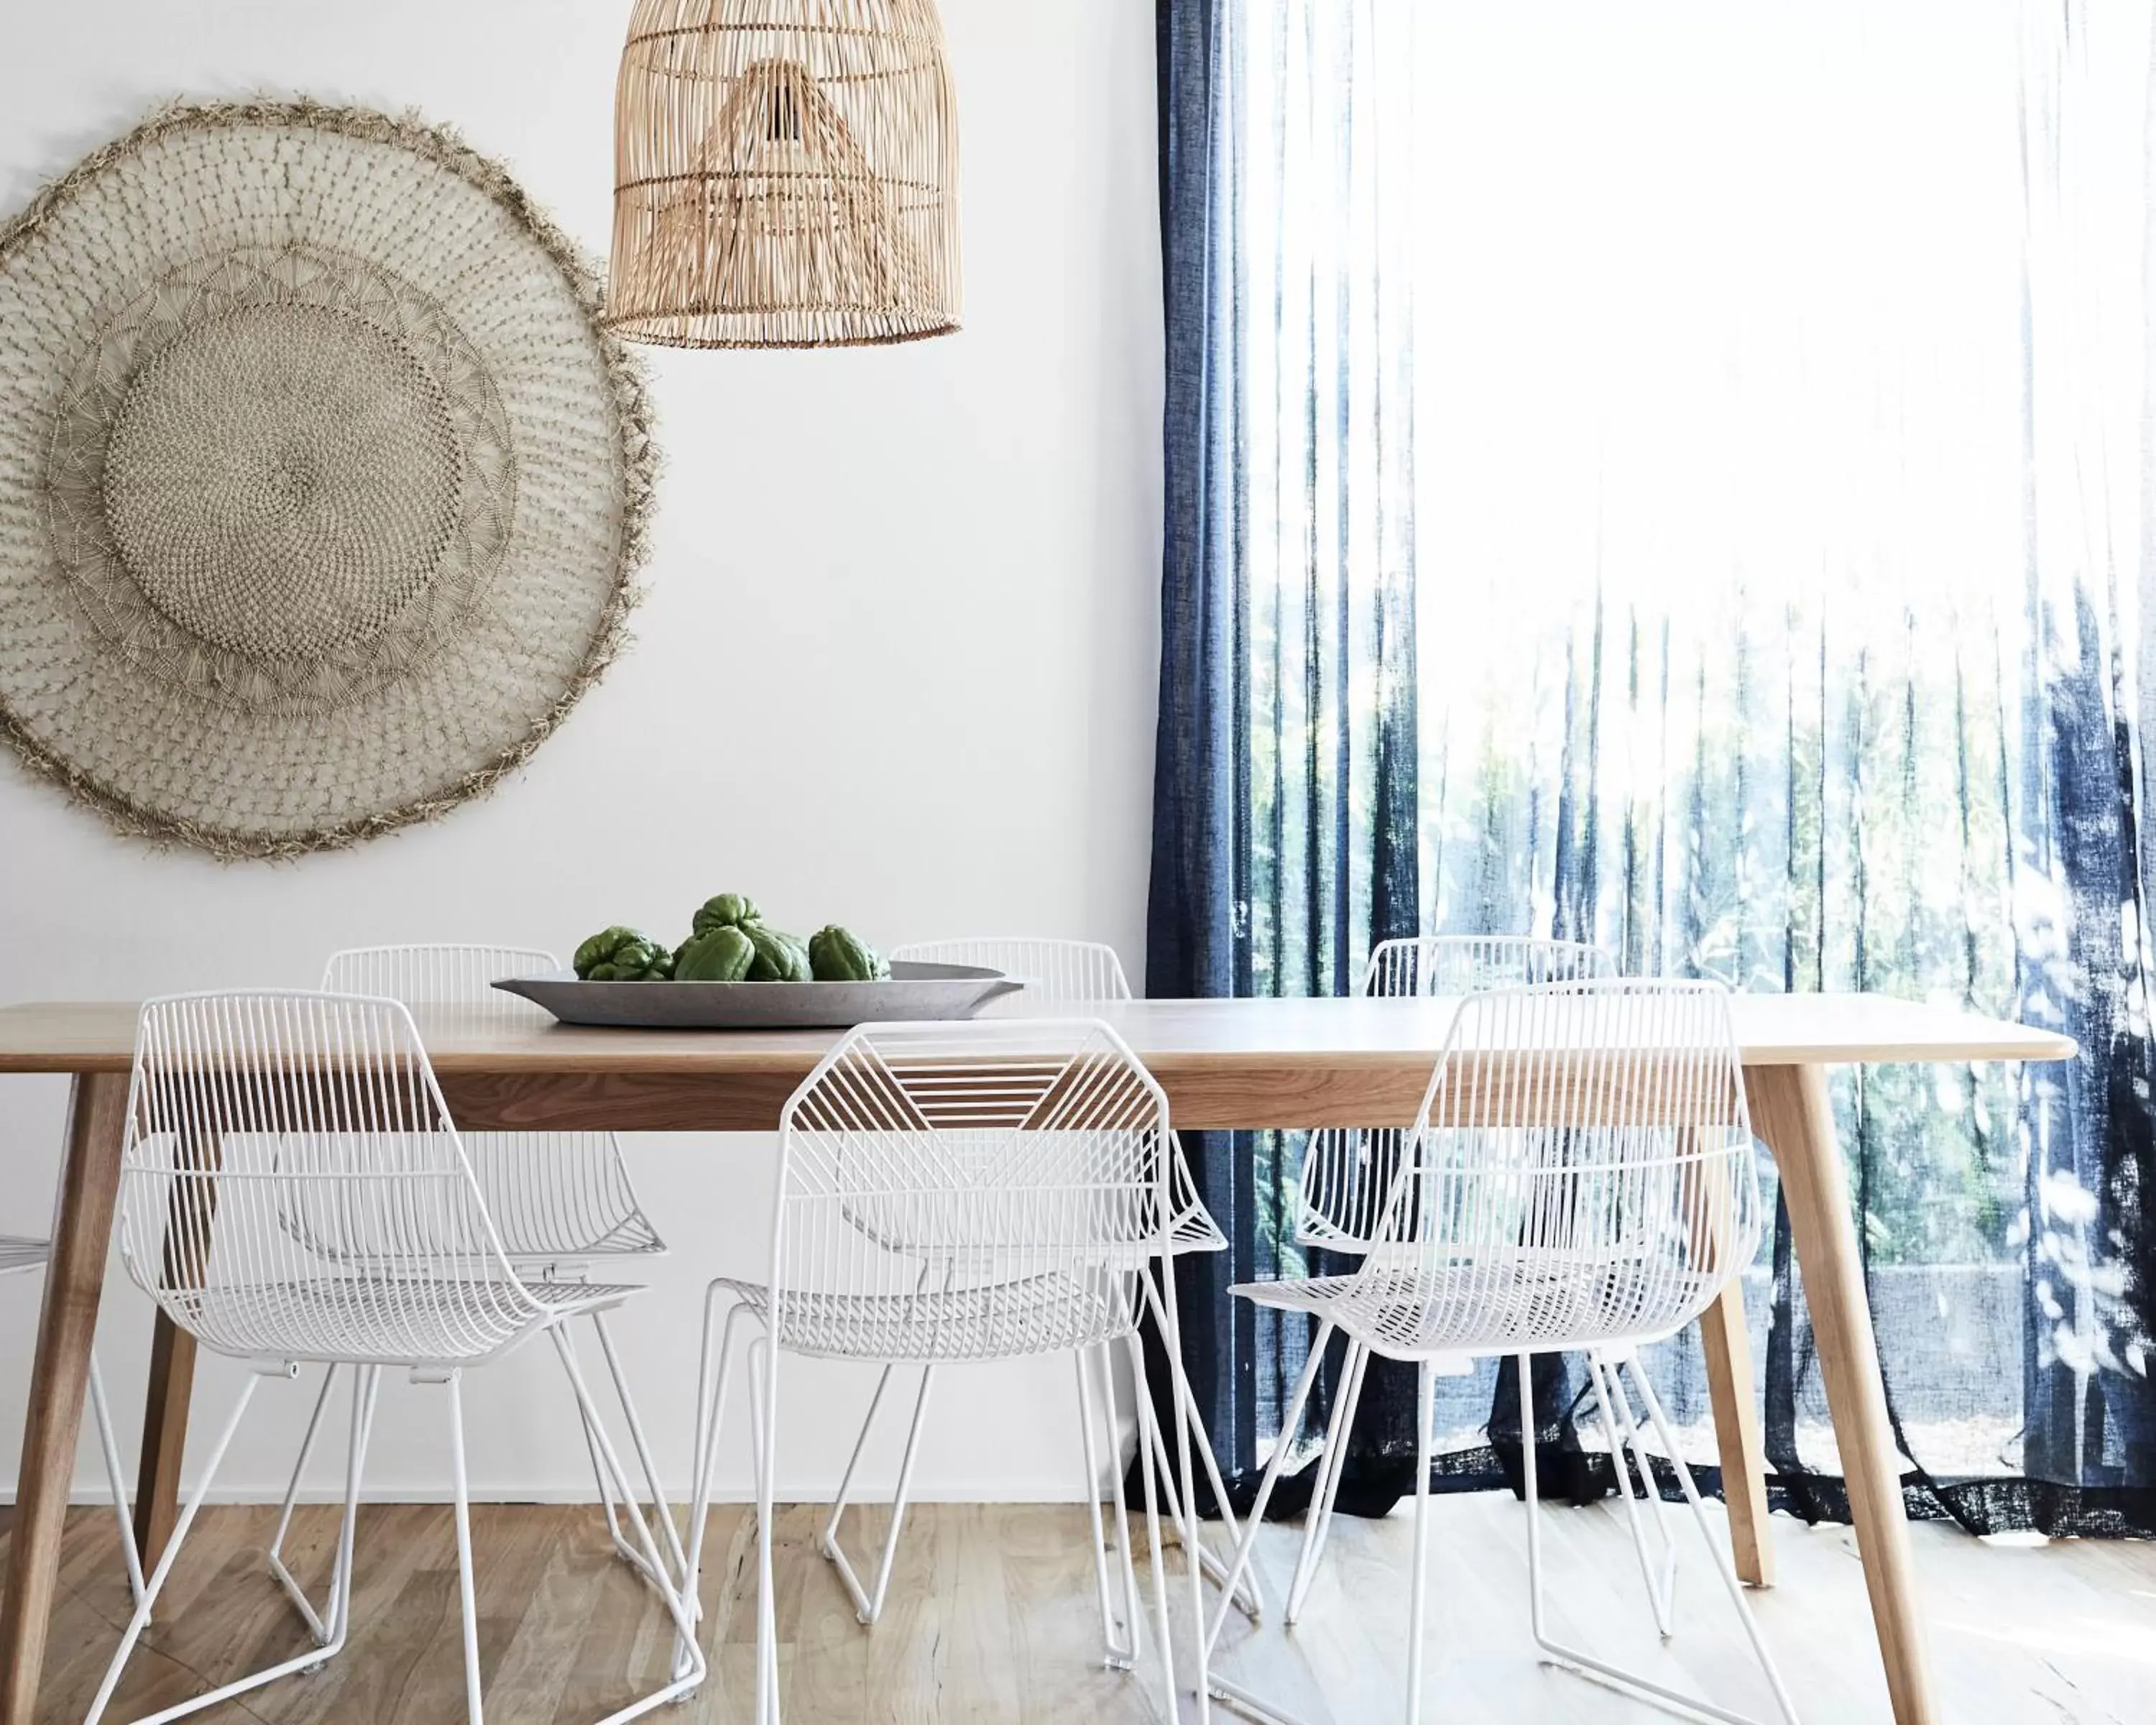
[6,1496,2152,1723]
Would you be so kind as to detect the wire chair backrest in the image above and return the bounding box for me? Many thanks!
[769,1018,1171,1361]
[888,937,1132,1003]
[1295,935,1620,1251]
[1342,979,1759,1355]
[885,936,1220,1252]
[320,946,660,1262]
[1363,934,1616,998]
[321,944,558,1029]
[118,991,545,1365]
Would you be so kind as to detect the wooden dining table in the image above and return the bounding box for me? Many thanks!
[0,990,2072,1725]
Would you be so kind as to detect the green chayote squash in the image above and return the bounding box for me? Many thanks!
[808,925,889,983]
[691,893,762,937]
[573,926,675,981]
[674,924,756,983]
[745,924,813,982]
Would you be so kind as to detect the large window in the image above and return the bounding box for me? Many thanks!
[1182,0,2155,1519]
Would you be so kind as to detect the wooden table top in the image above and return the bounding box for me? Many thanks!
[0,991,2075,1071]
[0,993,2074,1134]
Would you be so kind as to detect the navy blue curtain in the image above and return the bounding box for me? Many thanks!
[1147,0,2156,1534]
[1145,0,1442,1517]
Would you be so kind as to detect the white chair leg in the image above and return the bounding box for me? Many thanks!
[542,1328,668,1603]
[1521,1351,1549,1646]
[1138,1269,1264,1622]
[1587,1350,1675,1637]
[272,1364,381,1651]
[823,1363,935,1626]
[1603,1348,1681,1620]
[752,1337,783,1725]
[1153,1260,1212,1724]
[1405,1358,1436,1722]
[86,1365,379,1725]
[1073,1346,1116,1660]
[1177,1363,1268,1622]
[267,1362,344,1641]
[319,1365,380,1654]
[550,1330,702,1621]
[1099,1337,1146,1671]
[682,1297,752,1659]
[1138,1350,1267,1629]
[1123,1331,1179,1713]
[1285,1335,1366,1624]
[1523,1349,1802,1725]
[1626,1361,1802,1725]
[86,1350,146,1611]
[1074,1343,1135,1670]
[1289,1348,1477,1632]
[85,1374,262,1725]
[1202,1322,1335,1725]
[821,1256,939,1578]
[543,1330,709,1724]
[577,1379,634,1566]
[591,1309,692,1590]
[442,1371,487,1725]
[557,1318,638,1575]
[822,1362,895,1556]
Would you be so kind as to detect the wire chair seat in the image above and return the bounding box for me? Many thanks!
[1166,1157,1227,1253]
[155,1276,647,1368]
[1293,1205,1387,1252]
[453,1138,665,1261]
[273,1195,663,1270]
[710,1271,1125,1363]
[1231,1259,1723,1358]
[322,945,665,1269]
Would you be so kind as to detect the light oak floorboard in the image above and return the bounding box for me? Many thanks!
[4,1498,2150,1723]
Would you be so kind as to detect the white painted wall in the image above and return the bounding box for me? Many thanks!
[0,0,1164,1503]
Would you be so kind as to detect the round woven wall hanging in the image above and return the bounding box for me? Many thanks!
[0,99,655,860]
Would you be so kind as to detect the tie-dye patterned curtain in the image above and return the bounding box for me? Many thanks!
[1149,0,2155,1533]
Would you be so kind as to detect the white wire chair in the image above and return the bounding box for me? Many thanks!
[0,1238,144,1609]
[883,938,1258,1634]
[1204,981,1800,1725]
[890,934,1134,1001]
[1281,934,1621,1622]
[1294,934,1616,1250]
[681,1018,1210,1725]
[86,990,699,1725]
[265,947,671,1593]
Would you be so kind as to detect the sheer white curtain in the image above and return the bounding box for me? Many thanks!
[1172,0,2156,1527]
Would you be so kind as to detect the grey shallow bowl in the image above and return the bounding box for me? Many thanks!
[492,960,1023,1029]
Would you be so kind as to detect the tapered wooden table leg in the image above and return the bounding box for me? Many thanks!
[132,1122,221,1569]
[0,1072,129,1725]
[1746,1063,1937,1725]
[132,1313,198,1565]
[1697,1275,1775,1586]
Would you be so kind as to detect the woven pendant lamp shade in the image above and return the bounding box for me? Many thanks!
[607,0,960,348]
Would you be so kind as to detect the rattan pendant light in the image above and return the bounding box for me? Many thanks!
[606,0,960,349]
